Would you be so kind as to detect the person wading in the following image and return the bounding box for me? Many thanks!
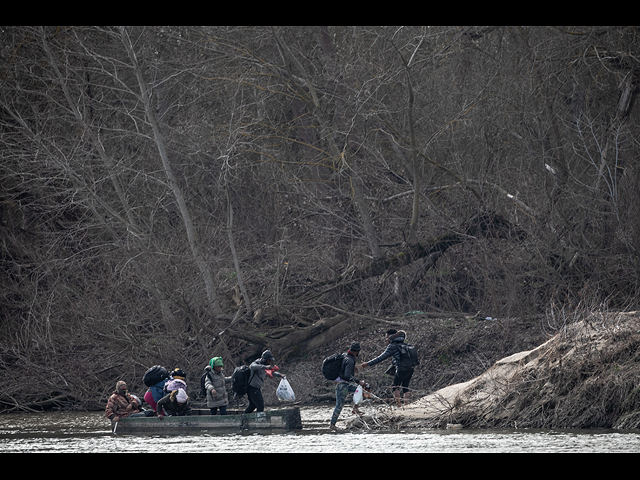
[330,342,366,431]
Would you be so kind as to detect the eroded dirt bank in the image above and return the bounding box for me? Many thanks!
[352,311,640,430]
[273,313,549,410]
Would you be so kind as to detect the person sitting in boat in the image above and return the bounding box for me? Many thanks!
[157,388,192,419]
[164,368,187,395]
[245,350,285,414]
[105,381,147,423]
[144,376,169,414]
[203,357,232,415]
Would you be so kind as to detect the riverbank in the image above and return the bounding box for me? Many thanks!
[269,312,549,410]
[0,310,548,415]
[345,311,640,430]
[9,307,639,433]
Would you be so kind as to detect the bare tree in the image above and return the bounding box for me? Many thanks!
[2,26,640,410]
[118,26,223,317]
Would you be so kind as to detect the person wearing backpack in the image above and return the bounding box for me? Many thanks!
[142,366,170,415]
[202,357,232,415]
[361,329,417,407]
[144,378,168,414]
[164,368,187,395]
[245,350,285,414]
[329,342,366,431]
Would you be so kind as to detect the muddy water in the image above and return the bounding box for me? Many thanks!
[1,406,640,453]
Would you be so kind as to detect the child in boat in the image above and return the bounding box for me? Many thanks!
[164,368,187,394]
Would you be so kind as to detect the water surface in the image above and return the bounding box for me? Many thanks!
[1,407,639,453]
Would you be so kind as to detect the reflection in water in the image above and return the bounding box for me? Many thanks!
[1,407,640,453]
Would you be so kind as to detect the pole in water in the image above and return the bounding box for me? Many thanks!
[113,421,118,434]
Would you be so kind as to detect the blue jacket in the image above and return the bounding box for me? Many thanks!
[149,379,168,403]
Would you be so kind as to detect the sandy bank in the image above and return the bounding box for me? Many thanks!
[351,311,640,430]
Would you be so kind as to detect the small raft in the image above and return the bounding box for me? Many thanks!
[112,407,302,434]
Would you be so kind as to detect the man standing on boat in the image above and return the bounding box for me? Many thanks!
[245,350,285,414]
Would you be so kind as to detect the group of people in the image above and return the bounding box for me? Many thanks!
[329,329,415,430]
[105,367,191,423]
[105,350,286,424]
[105,328,415,431]
[201,350,286,415]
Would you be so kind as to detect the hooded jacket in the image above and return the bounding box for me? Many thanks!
[249,354,283,389]
[366,330,412,370]
[336,351,361,384]
[203,365,232,408]
[104,386,141,420]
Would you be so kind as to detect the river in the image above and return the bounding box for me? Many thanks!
[1,406,640,453]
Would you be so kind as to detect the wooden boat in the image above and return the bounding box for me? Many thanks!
[112,407,302,434]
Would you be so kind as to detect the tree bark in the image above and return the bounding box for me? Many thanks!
[272,26,383,260]
[290,212,518,301]
[119,26,222,317]
[225,314,351,360]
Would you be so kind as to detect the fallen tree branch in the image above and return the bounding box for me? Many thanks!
[222,212,521,364]
[225,314,351,361]
[0,392,79,413]
[291,212,519,301]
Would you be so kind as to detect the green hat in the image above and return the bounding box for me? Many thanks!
[209,357,223,368]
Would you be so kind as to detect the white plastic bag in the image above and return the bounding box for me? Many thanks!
[276,377,295,402]
[353,385,363,404]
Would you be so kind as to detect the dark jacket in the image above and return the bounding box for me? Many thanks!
[366,330,412,370]
[337,352,361,384]
[157,391,191,416]
[249,358,283,389]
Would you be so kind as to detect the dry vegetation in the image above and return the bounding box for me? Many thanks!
[2,27,640,418]
[360,302,640,430]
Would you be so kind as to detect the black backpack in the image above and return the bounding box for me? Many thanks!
[231,365,254,397]
[142,365,170,387]
[397,343,420,369]
[200,369,213,398]
[321,353,345,381]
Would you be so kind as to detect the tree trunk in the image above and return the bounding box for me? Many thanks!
[291,212,518,300]
[119,26,222,317]
[272,26,383,260]
[35,27,182,332]
[226,314,350,360]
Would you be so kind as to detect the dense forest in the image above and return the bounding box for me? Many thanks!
[2,26,640,412]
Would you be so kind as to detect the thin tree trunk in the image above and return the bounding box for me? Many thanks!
[119,26,222,317]
[35,27,182,331]
[227,187,252,316]
[272,26,383,260]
